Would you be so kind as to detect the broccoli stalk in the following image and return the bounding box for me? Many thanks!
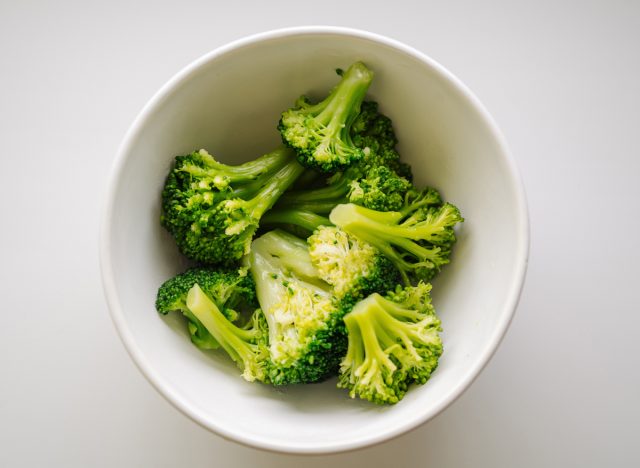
[161,147,304,265]
[186,284,268,382]
[329,201,463,284]
[278,61,374,172]
[261,208,330,234]
[338,282,443,404]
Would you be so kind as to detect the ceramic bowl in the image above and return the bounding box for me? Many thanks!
[101,26,529,454]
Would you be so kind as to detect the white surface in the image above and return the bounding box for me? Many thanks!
[1,0,638,466]
[101,26,527,453]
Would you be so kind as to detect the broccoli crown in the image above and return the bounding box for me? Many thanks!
[351,100,413,181]
[348,165,413,212]
[329,199,464,284]
[337,282,443,404]
[278,61,374,173]
[308,226,400,303]
[155,267,259,353]
[351,100,397,147]
[244,230,347,385]
[161,147,304,265]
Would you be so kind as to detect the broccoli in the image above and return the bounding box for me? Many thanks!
[350,100,413,181]
[156,268,269,382]
[278,164,412,214]
[337,282,443,404]
[307,225,400,304]
[262,214,401,304]
[273,100,414,218]
[278,61,374,172]
[161,147,304,265]
[347,165,412,212]
[261,207,331,236]
[329,198,464,284]
[244,229,347,385]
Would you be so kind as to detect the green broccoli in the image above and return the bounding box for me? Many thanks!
[244,229,347,385]
[337,282,443,404]
[262,214,400,304]
[278,61,374,172]
[347,165,412,212]
[273,100,413,218]
[350,100,413,181]
[161,147,304,265]
[186,284,269,382]
[329,199,464,284]
[156,268,269,382]
[307,225,400,304]
[261,207,331,236]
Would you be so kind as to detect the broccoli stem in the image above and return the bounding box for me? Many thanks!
[313,62,374,132]
[185,147,293,183]
[248,158,306,218]
[262,209,330,233]
[345,301,398,372]
[278,170,353,204]
[186,284,262,380]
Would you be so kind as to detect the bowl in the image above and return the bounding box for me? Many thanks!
[100,26,529,454]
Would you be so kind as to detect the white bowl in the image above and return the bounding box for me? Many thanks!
[101,26,529,454]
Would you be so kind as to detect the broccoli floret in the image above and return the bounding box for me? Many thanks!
[308,226,400,304]
[329,200,464,284]
[337,282,443,404]
[244,230,346,385]
[272,101,414,220]
[351,100,413,181]
[348,166,412,212]
[156,268,268,381]
[278,61,374,172]
[161,147,304,265]
[351,101,397,148]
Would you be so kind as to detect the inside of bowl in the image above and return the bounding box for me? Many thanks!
[106,29,527,453]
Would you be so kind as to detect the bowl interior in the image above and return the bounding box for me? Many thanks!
[103,28,527,453]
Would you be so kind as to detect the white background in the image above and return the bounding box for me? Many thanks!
[1,0,639,466]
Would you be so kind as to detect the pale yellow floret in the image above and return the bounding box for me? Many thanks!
[308,226,376,298]
[267,282,334,365]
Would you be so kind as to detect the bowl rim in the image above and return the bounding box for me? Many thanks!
[100,25,530,454]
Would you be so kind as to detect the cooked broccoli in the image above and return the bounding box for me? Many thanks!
[261,207,331,235]
[156,268,268,382]
[278,163,412,214]
[350,100,413,181]
[273,100,413,218]
[329,199,464,284]
[347,165,412,212]
[186,284,269,382]
[337,282,443,404]
[278,61,374,172]
[244,230,347,385]
[308,225,400,304]
[161,147,304,265]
